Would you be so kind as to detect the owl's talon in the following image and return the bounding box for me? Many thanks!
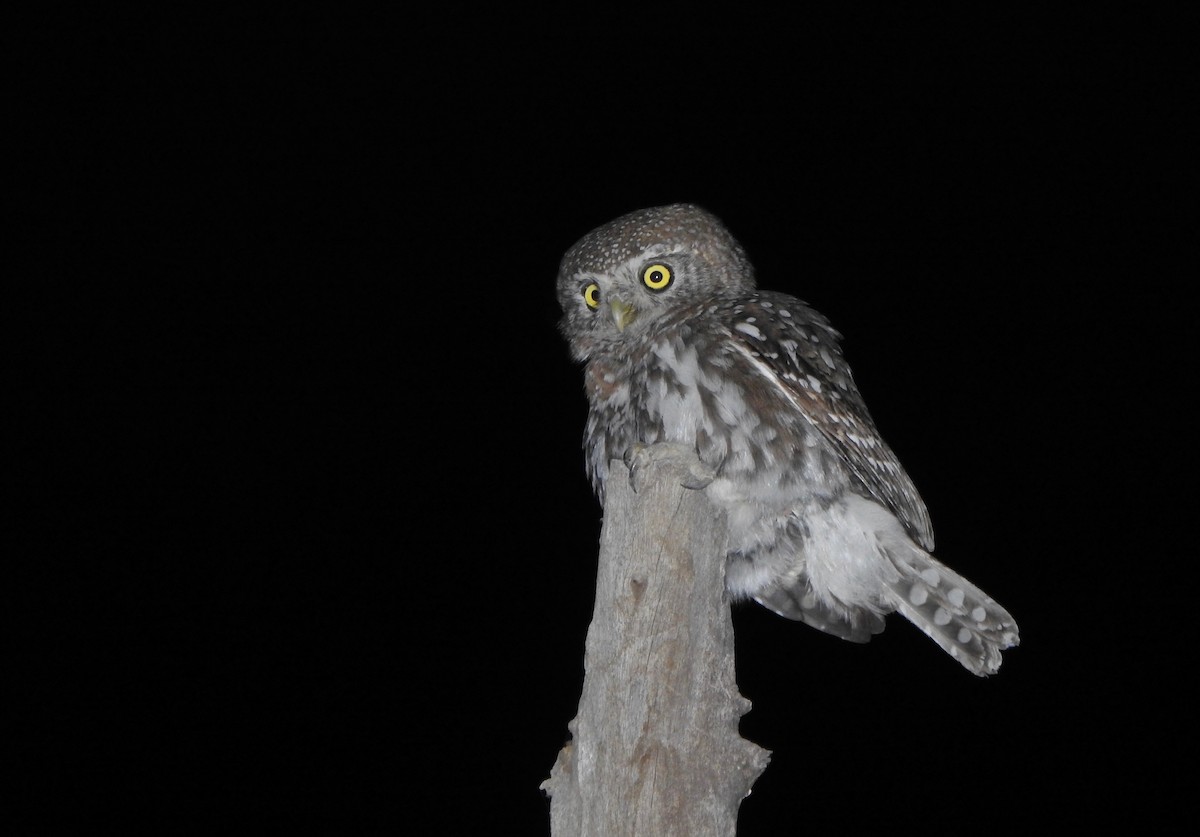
[623,443,715,493]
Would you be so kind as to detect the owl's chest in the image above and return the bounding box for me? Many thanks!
[583,336,779,487]
[586,340,720,443]
[582,334,842,503]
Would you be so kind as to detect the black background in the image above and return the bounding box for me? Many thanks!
[14,5,1194,833]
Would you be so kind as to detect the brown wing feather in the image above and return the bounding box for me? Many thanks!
[724,292,936,550]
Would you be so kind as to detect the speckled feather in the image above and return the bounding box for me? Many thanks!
[557,204,1018,675]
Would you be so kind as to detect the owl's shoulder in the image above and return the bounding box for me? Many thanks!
[680,290,855,394]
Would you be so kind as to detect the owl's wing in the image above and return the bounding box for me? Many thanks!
[723,292,935,550]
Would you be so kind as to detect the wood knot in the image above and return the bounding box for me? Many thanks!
[629,576,646,604]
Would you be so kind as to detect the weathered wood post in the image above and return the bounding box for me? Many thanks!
[543,445,770,835]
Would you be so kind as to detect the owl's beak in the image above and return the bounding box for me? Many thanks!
[609,298,638,332]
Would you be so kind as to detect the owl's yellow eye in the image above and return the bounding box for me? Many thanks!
[583,283,601,310]
[641,263,673,292]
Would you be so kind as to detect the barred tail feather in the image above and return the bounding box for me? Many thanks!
[886,548,1019,676]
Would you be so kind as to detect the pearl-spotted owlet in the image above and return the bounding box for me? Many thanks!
[556,204,1018,675]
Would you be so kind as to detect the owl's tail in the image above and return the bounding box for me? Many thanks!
[885,547,1019,677]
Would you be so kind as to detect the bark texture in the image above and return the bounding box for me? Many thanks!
[544,447,770,836]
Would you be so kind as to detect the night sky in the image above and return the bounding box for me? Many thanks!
[16,6,1192,832]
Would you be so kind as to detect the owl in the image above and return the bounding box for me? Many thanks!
[556,203,1018,676]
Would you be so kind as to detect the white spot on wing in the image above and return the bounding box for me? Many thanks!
[735,321,764,340]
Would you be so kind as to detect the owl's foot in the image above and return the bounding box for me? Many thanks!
[623,443,715,494]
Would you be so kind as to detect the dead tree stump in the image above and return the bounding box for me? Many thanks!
[543,445,770,836]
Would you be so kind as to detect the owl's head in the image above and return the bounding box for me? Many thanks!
[556,204,756,360]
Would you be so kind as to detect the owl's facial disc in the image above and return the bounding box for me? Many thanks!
[609,297,637,332]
